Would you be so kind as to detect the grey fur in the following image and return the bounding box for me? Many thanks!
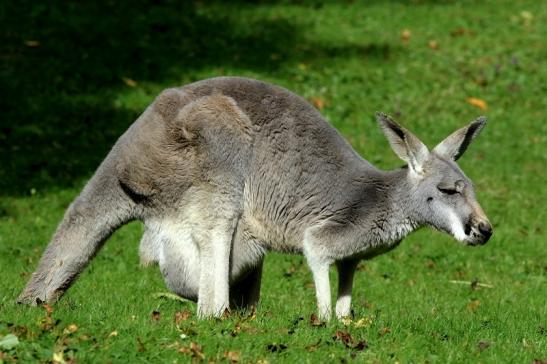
[18,77,492,319]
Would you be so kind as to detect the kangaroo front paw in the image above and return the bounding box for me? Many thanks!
[17,277,65,306]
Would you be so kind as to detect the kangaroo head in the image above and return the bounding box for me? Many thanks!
[376,112,492,246]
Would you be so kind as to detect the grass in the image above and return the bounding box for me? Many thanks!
[1,0,546,362]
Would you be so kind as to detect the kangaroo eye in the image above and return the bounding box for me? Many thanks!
[438,186,458,195]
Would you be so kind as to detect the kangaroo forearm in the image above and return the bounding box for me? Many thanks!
[18,162,134,305]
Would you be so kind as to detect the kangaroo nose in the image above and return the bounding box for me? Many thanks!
[478,221,492,240]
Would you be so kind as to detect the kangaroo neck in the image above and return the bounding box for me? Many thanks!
[354,165,422,245]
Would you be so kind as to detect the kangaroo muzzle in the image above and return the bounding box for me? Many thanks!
[465,216,492,245]
[477,220,493,243]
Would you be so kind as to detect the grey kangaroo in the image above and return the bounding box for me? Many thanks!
[18,77,492,320]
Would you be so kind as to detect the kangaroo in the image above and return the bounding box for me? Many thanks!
[18,77,492,320]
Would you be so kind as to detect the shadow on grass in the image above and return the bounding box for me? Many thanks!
[0,0,396,196]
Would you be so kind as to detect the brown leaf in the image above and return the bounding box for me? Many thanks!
[174,310,191,324]
[222,308,231,319]
[477,340,490,352]
[122,77,137,87]
[24,40,40,47]
[309,313,325,327]
[305,339,322,352]
[467,299,481,312]
[137,337,146,352]
[151,310,161,322]
[179,342,205,360]
[309,97,325,111]
[223,351,241,363]
[63,324,78,335]
[43,303,54,315]
[284,265,297,277]
[466,97,488,110]
[378,327,391,336]
[332,330,368,350]
[401,29,411,42]
[428,40,439,50]
[532,359,547,364]
[332,330,354,347]
[353,340,368,351]
[231,322,241,337]
[190,342,205,360]
[450,28,474,37]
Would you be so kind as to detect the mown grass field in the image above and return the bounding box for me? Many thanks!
[0,1,545,363]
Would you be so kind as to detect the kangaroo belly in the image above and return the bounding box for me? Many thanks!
[139,216,264,300]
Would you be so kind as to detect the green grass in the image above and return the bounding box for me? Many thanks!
[1,0,546,362]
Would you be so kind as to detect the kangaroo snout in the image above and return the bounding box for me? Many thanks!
[477,220,493,243]
[466,217,492,245]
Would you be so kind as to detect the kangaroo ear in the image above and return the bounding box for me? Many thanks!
[376,112,429,175]
[433,116,486,161]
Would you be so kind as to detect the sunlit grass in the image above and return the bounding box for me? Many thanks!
[1,0,545,362]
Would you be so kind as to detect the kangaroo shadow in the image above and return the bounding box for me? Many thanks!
[0,1,397,197]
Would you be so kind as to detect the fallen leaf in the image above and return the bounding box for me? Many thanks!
[309,313,325,327]
[354,316,373,328]
[137,337,146,352]
[179,342,205,360]
[222,308,231,319]
[151,310,161,322]
[63,324,78,335]
[108,331,118,338]
[428,40,439,50]
[353,340,368,351]
[450,28,474,37]
[231,322,241,337]
[0,334,19,350]
[43,303,54,315]
[257,360,270,364]
[52,352,67,364]
[378,327,391,336]
[284,265,297,277]
[333,330,354,347]
[341,316,352,326]
[467,299,481,312]
[532,359,547,364]
[122,77,138,87]
[477,340,490,352]
[305,339,322,352]
[309,97,325,111]
[224,351,241,363]
[174,310,191,324]
[24,40,40,47]
[401,29,411,42]
[466,97,488,110]
[332,330,368,350]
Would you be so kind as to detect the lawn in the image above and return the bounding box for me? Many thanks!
[0,0,545,363]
